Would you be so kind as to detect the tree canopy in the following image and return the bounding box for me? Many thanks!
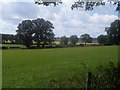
[105,19,120,45]
[60,36,69,46]
[16,18,55,48]
[70,35,78,45]
[80,34,92,45]
[34,0,120,12]
[97,35,108,45]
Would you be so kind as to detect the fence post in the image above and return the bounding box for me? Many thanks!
[86,72,92,90]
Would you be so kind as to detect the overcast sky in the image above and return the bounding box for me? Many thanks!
[0,0,118,38]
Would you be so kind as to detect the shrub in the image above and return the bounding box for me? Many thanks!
[0,46,8,49]
[79,44,85,47]
[9,47,20,49]
[91,62,120,89]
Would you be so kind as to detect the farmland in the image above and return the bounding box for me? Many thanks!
[2,46,118,88]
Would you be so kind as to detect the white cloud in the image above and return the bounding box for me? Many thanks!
[0,1,118,37]
[88,13,117,24]
[0,20,17,34]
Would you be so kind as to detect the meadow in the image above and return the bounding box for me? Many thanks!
[2,46,118,88]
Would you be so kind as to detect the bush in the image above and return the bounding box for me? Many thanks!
[79,44,85,47]
[28,46,37,49]
[104,44,113,46]
[88,44,99,46]
[9,47,20,49]
[55,44,63,48]
[91,62,120,89]
[0,46,8,49]
[48,74,86,88]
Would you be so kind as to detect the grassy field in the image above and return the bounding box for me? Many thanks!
[2,46,118,88]
[1,44,26,48]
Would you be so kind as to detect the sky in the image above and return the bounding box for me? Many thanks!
[0,0,118,38]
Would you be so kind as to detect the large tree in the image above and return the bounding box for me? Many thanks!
[97,35,108,45]
[16,20,33,48]
[16,18,55,48]
[105,19,120,45]
[70,35,78,45]
[80,34,92,45]
[32,18,54,48]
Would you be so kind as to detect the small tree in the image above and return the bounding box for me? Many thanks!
[70,35,78,45]
[80,34,92,45]
[60,36,68,46]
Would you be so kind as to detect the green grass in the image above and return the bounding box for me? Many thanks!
[2,46,118,88]
[1,44,26,48]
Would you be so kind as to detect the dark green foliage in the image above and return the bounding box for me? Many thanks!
[16,20,33,48]
[70,35,78,46]
[18,33,33,48]
[71,1,120,12]
[34,0,120,12]
[80,34,92,45]
[2,34,18,44]
[105,20,120,45]
[0,46,8,49]
[34,0,62,6]
[71,1,105,11]
[79,44,85,46]
[9,47,20,49]
[60,36,69,46]
[48,74,86,88]
[16,18,55,48]
[116,2,120,11]
[32,18,54,48]
[97,35,108,45]
[91,62,120,89]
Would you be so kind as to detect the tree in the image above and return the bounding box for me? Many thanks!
[16,18,55,48]
[70,35,78,45]
[60,36,68,46]
[32,18,54,48]
[34,0,120,12]
[16,20,33,48]
[71,0,120,12]
[34,0,62,6]
[105,20,120,45]
[80,34,92,45]
[97,35,108,45]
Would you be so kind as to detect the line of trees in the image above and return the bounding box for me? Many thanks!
[1,19,120,48]
[60,34,92,46]
[1,34,18,44]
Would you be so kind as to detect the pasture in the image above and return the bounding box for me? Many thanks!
[2,46,118,88]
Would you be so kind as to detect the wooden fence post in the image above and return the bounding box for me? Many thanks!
[86,72,92,90]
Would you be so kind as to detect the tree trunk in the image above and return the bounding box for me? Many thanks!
[86,72,92,90]
[37,40,40,48]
